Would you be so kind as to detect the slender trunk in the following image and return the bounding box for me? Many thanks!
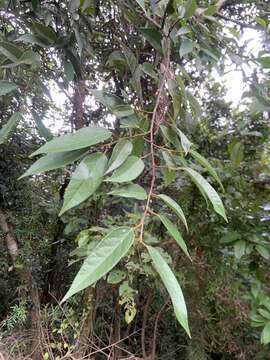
[0,208,18,261]
[0,208,41,359]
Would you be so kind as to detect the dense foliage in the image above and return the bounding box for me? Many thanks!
[0,0,270,359]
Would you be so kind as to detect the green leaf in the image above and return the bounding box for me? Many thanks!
[30,126,112,156]
[256,245,270,260]
[62,227,135,302]
[106,139,133,174]
[179,39,194,57]
[108,183,147,200]
[229,141,244,167]
[0,112,22,145]
[160,125,181,150]
[234,240,246,259]
[31,22,57,45]
[190,149,224,191]
[140,28,163,53]
[183,167,227,221]
[184,0,197,18]
[147,245,190,336]
[0,41,23,62]
[261,322,270,345]
[157,194,188,231]
[158,214,191,260]
[106,156,144,183]
[90,90,135,118]
[59,153,107,216]
[0,81,18,96]
[258,309,270,321]
[122,44,137,74]
[168,79,181,119]
[19,149,87,179]
[141,62,159,81]
[107,270,126,284]
[257,56,270,69]
[175,128,191,155]
[31,111,53,140]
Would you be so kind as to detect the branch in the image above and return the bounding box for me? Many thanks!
[139,38,171,243]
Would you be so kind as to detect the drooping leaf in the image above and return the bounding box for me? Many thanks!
[158,214,191,260]
[106,156,144,183]
[141,62,159,81]
[261,322,270,345]
[31,22,57,45]
[234,240,246,259]
[90,90,135,118]
[59,153,107,216]
[184,0,197,18]
[30,126,112,156]
[168,79,181,119]
[256,245,270,260]
[189,149,224,191]
[19,149,87,179]
[179,39,194,57]
[0,112,22,145]
[0,41,23,62]
[140,28,163,53]
[183,167,227,221]
[0,80,18,96]
[160,125,181,150]
[108,183,147,200]
[175,128,191,155]
[62,227,135,302]
[147,245,190,336]
[106,139,133,174]
[228,141,244,167]
[31,110,53,140]
[157,194,188,231]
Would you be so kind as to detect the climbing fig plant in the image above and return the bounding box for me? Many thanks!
[5,0,269,341]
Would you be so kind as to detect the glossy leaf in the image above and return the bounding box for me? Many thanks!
[0,112,22,145]
[190,149,224,191]
[147,245,190,337]
[140,28,163,53]
[108,183,147,200]
[106,139,133,174]
[19,149,87,179]
[183,167,227,221]
[106,156,144,183]
[59,153,107,216]
[31,126,112,156]
[157,194,188,231]
[0,81,18,96]
[158,214,191,260]
[62,227,135,302]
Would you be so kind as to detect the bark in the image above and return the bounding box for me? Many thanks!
[0,208,41,359]
[0,208,18,261]
[73,79,86,130]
